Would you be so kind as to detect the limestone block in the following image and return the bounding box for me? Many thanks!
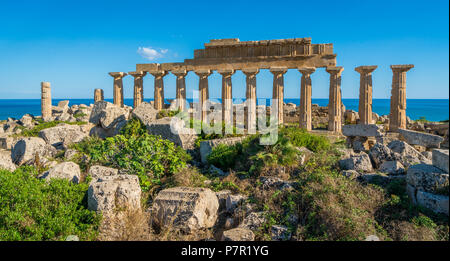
[398,128,444,148]
[0,150,16,171]
[221,228,254,241]
[88,175,141,213]
[379,160,405,175]
[271,225,292,241]
[339,152,373,172]
[40,162,81,184]
[131,102,158,126]
[88,165,119,180]
[89,101,130,130]
[152,187,219,232]
[406,164,448,194]
[342,124,383,137]
[432,149,449,173]
[146,117,197,151]
[388,140,431,167]
[11,137,56,165]
[416,190,449,216]
[38,124,88,149]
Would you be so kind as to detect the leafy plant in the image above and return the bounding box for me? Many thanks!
[0,166,100,241]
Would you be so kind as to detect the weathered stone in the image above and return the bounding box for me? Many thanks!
[152,187,219,232]
[388,140,431,167]
[339,152,373,172]
[11,137,56,165]
[421,151,433,160]
[379,160,405,175]
[239,212,267,231]
[342,124,383,137]
[365,235,380,241]
[0,150,16,171]
[146,117,197,150]
[40,162,81,183]
[358,173,391,185]
[406,164,448,194]
[297,146,314,165]
[0,136,18,150]
[19,114,34,128]
[270,67,287,125]
[89,101,130,130]
[271,225,292,241]
[38,124,88,149]
[88,174,141,213]
[368,143,397,168]
[416,190,449,216]
[64,149,78,160]
[226,194,246,213]
[215,190,232,213]
[341,170,360,179]
[221,228,255,241]
[398,128,444,148]
[344,110,359,124]
[88,165,119,180]
[259,176,293,190]
[432,149,449,173]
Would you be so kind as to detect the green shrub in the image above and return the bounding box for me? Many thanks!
[72,119,191,191]
[207,143,242,170]
[73,112,87,119]
[280,127,331,152]
[0,166,100,241]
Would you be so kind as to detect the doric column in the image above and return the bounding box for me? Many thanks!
[389,64,414,131]
[109,72,127,107]
[218,69,235,126]
[94,89,104,102]
[172,70,188,111]
[355,66,377,125]
[298,67,315,131]
[243,68,259,133]
[150,70,167,110]
[326,66,344,133]
[270,67,288,125]
[129,71,147,108]
[41,82,52,122]
[194,70,212,122]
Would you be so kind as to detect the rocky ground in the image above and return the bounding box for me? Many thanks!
[0,100,448,241]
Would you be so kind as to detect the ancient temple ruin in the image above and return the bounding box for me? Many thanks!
[96,38,413,133]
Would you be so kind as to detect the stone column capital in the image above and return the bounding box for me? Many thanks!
[128,71,147,78]
[172,69,188,77]
[298,67,316,75]
[194,69,212,78]
[149,70,168,78]
[326,66,344,75]
[355,65,377,74]
[217,69,235,77]
[242,68,260,77]
[390,64,414,72]
[109,72,128,78]
[270,67,288,75]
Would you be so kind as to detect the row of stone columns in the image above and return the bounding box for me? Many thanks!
[101,64,413,133]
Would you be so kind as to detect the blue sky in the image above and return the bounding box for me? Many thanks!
[0,0,448,100]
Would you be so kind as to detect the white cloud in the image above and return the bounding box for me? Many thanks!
[137,47,168,60]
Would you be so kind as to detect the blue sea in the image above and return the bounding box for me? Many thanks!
[0,98,448,122]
